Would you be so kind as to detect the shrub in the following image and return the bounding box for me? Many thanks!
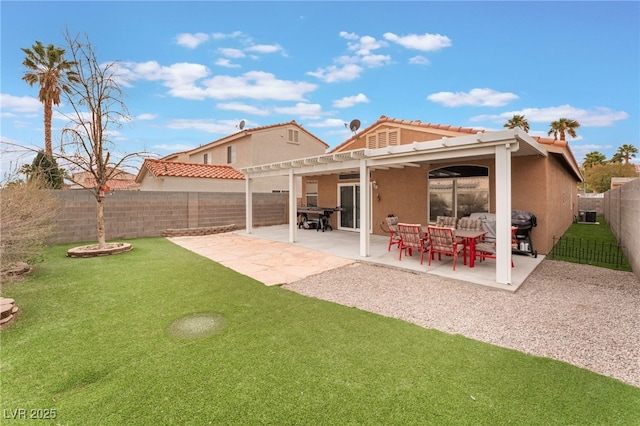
[0,180,59,277]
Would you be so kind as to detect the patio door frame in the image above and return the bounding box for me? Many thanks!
[337,182,372,232]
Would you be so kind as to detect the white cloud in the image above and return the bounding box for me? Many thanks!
[471,105,629,127]
[307,63,363,83]
[383,32,452,51]
[245,44,284,55]
[274,103,324,119]
[333,93,370,108]
[217,102,270,116]
[203,71,317,101]
[428,88,519,107]
[338,31,359,41]
[0,93,41,112]
[345,34,387,56]
[118,62,317,102]
[409,55,430,65]
[119,61,211,99]
[215,58,241,68]
[219,48,246,59]
[176,32,210,49]
[307,118,348,128]
[166,118,237,134]
[135,113,157,121]
[360,54,392,68]
[212,31,244,40]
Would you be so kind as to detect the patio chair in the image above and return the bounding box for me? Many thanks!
[380,215,401,251]
[475,241,515,267]
[456,218,483,232]
[397,223,429,264]
[436,216,458,228]
[476,227,517,267]
[427,225,466,270]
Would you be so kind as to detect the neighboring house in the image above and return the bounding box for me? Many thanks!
[242,116,584,275]
[135,159,245,192]
[67,168,138,190]
[150,120,329,193]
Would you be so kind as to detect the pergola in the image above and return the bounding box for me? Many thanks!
[240,128,547,286]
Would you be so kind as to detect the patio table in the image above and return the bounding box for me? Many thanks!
[454,229,488,268]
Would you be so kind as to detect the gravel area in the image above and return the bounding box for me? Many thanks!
[283,259,640,388]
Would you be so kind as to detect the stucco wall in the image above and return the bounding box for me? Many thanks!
[604,178,640,277]
[304,152,576,255]
[139,175,246,192]
[139,174,291,193]
[49,190,287,244]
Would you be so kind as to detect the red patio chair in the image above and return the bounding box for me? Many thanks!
[397,223,429,264]
[381,216,401,251]
[475,228,517,267]
[427,225,466,270]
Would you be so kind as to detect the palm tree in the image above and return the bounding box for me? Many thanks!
[22,41,78,157]
[503,114,530,133]
[612,144,638,165]
[583,151,606,168]
[547,118,580,141]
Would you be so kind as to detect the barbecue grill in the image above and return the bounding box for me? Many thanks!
[511,209,537,258]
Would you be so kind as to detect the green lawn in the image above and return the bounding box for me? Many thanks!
[1,238,638,425]
[549,216,632,271]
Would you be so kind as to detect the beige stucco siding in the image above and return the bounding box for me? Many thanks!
[304,152,572,255]
[138,175,245,192]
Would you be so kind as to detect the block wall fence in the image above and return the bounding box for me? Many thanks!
[49,190,288,244]
[604,178,640,279]
[577,196,604,216]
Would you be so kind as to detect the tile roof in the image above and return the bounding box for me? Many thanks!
[84,178,137,190]
[331,115,576,153]
[138,159,245,182]
[331,115,487,153]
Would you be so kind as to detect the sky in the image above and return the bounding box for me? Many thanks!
[1,1,639,178]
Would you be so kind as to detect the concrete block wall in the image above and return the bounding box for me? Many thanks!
[604,178,640,279]
[49,190,287,244]
[577,196,604,216]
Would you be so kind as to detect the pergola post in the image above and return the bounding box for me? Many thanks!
[245,174,253,234]
[495,142,513,285]
[288,169,297,243]
[359,159,370,257]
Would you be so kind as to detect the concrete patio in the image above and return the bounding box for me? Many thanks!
[170,224,544,292]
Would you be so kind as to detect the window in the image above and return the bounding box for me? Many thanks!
[288,129,299,143]
[226,145,236,164]
[305,181,318,207]
[428,166,489,222]
[203,153,209,164]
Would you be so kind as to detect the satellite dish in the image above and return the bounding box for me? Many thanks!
[237,120,246,130]
[349,119,361,132]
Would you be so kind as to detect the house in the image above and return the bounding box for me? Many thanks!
[135,159,245,192]
[67,168,138,190]
[141,120,329,193]
[240,116,584,286]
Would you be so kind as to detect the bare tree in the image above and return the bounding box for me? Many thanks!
[56,31,145,249]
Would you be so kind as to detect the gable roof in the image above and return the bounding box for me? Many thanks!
[136,159,245,183]
[185,120,329,156]
[330,115,583,180]
[331,115,487,153]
